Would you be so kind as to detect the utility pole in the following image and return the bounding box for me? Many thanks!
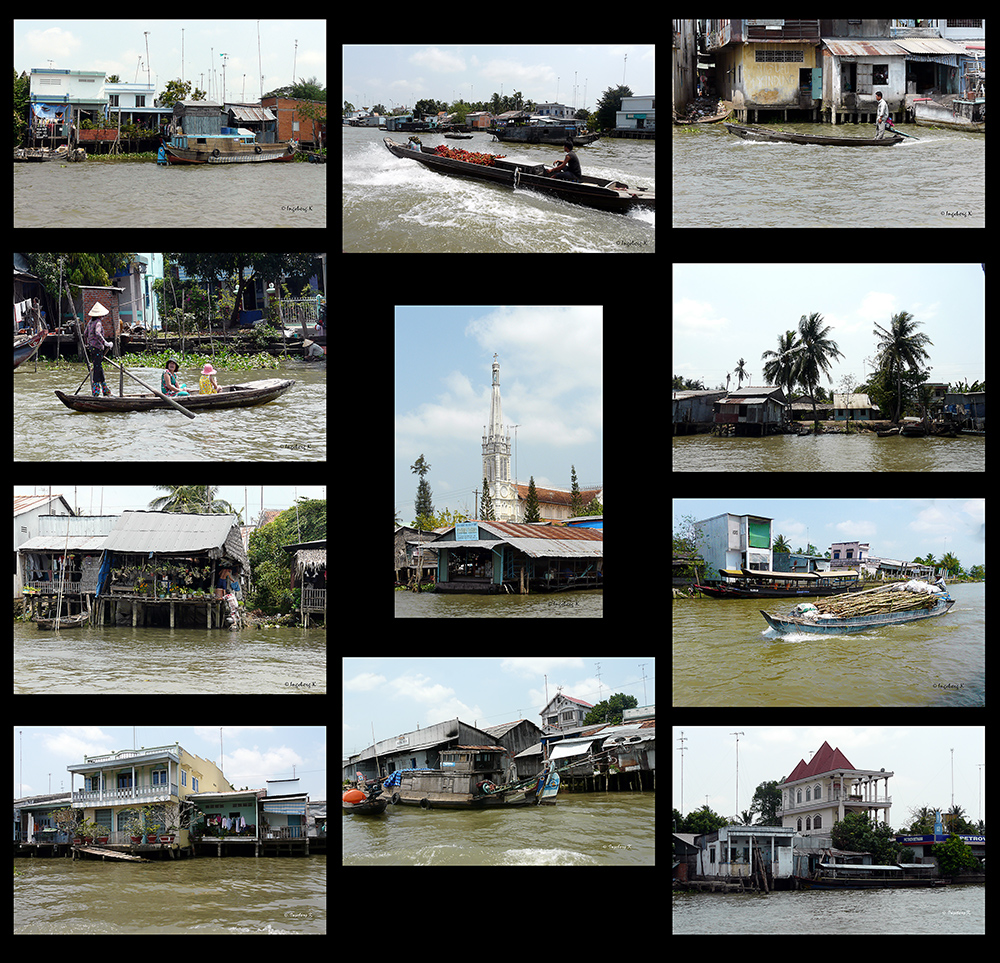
[677,730,688,816]
[730,732,745,821]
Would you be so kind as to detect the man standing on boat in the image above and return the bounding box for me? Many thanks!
[547,140,582,181]
[874,92,889,139]
[84,302,114,397]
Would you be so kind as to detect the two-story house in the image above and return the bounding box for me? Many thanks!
[68,743,233,847]
[779,740,893,835]
[540,693,594,734]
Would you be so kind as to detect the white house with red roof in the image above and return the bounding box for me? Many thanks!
[779,740,894,836]
[540,693,593,734]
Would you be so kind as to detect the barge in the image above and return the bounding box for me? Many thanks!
[380,746,560,809]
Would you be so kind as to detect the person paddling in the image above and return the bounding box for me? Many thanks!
[874,91,889,139]
[84,302,114,398]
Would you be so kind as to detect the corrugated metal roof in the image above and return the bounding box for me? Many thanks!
[822,40,906,57]
[102,511,248,567]
[503,538,603,558]
[477,521,603,542]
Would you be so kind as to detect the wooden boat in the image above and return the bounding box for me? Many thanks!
[54,378,294,413]
[384,137,654,213]
[14,329,47,369]
[762,594,954,635]
[697,568,862,599]
[343,788,389,815]
[725,123,905,146]
[795,865,952,889]
[379,747,549,809]
[36,612,89,630]
[158,135,295,165]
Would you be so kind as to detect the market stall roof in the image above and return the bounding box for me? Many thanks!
[101,510,248,568]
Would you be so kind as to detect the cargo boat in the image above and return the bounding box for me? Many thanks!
[380,746,560,809]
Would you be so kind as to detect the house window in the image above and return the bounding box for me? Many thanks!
[814,815,823,829]
[152,768,168,786]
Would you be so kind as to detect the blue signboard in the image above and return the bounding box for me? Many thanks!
[456,522,479,542]
[896,834,985,844]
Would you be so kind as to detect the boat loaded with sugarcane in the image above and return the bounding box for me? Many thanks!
[761,579,954,635]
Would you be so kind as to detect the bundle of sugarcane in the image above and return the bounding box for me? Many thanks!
[815,585,938,617]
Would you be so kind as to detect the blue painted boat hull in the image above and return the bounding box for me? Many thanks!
[762,597,955,635]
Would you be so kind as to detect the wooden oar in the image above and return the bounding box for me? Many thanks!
[883,123,920,140]
[100,355,197,419]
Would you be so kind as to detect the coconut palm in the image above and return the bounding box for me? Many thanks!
[872,311,933,423]
[791,312,844,423]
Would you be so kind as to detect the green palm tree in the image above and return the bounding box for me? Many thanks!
[790,312,844,423]
[872,311,933,423]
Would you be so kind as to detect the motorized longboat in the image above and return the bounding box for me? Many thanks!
[762,582,955,635]
[54,378,294,413]
[378,746,561,810]
[383,137,654,213]
[696,568,862,599]
[724,122,905,146]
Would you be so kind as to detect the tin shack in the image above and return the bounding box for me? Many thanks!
[93,510,248,628]
[714,386,788,436]
[425,520,602,594]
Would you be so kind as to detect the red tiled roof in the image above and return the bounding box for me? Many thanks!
[785,740,855,782]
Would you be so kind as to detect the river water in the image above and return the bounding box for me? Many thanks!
[14,853,326,934]
[344,128,655,253]
[673,431,985,472]
[14,361,326,462]
[14,158,326,227]
[394,588,603,617]
[344,791,653,865]
[674,883,985,934]
[13,622,326,695]
[673,123,984,228]
[672,581,984,707]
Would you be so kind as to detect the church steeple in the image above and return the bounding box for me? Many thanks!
[482,353,515,520]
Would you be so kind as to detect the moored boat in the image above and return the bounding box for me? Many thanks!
[696,568,862,599]
[725,122,905,146]
[159,135,295,165]
[384,137,654,213]
[54,378,294,413]
[343,773,389,815]
[36,611,89,630]
[14,329,47,369]
[379,747,559,809]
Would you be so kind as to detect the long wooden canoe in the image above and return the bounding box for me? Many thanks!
[14,329,47,370]
[55,378,295,413]
[724,123,905,146]
[384,137,654,213]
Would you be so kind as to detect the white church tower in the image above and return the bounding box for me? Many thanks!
[482,353,517,521]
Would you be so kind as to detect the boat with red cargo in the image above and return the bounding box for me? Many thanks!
[384,137,654,213]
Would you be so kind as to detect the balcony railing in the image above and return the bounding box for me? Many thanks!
[783,794,891,813]
[72,783,178,806]
[81,744,181,764]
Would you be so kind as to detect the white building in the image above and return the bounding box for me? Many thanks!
[779,740,894,835]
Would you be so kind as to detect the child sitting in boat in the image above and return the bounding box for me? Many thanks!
[199,363,220,394]
[161,359,190,397]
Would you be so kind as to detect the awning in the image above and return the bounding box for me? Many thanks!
[261,800,306,815]
[549,742,593,761]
